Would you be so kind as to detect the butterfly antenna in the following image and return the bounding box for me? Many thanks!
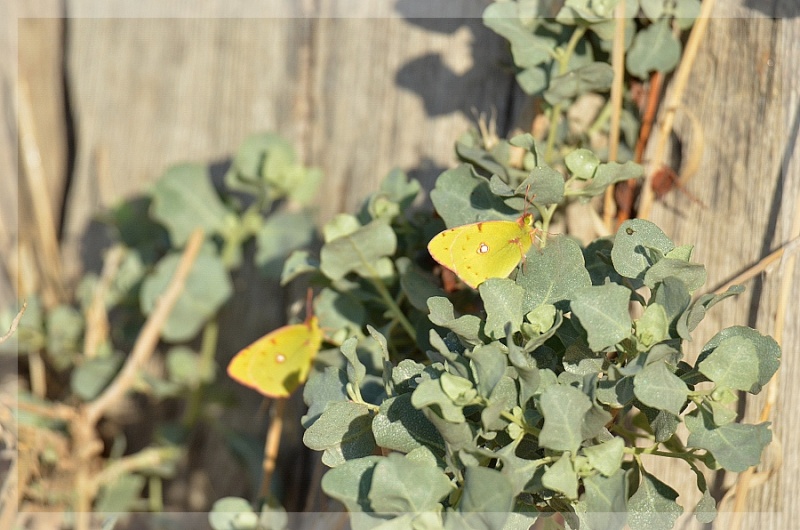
[523,184,532,215]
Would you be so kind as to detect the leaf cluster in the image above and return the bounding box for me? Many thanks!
[2,132,321,512]
[297,163,779,529]
[483,0,700,165]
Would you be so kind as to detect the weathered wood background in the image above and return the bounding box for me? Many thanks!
[2,0,798,527]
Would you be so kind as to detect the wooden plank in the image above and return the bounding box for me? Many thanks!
[59,1,516,377]
[61,3,515,270]
[644,2,798,525]
[304,2,514,220]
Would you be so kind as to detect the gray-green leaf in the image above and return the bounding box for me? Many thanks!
[565,149,600,180]
[539,385,592,453]
[686,414,772,472]
[627,19,682,78]
[570,284,632,351]
[517,236,591,312]
[583,437,625,477]
[368,453,452,513]
[320,456,381,512]
[611,219,675,280]
[542,454,579,499]
[255,211,315,279]
[320,220,397,281]
[697,326,780,394]
[628,472,683,530]
[481,278,525,339]
[302,401,376,467]
[644,258,707,292]
[582,469,628,530]
[458,466,514,529]
[150,164,229,245]
[372,394,445,454]
[70,352,124,401]
[633,361,688,416]
[140,252,232,342]
[635,303,669,349]
[544,62,614,106]
[430,165,519,228]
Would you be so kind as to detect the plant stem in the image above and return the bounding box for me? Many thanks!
[587,101,613,136]
[149,476,164,512]
[648,449,699,461]
[500,410,541,436]
[562,27,587,65]
[544,26,587,164]
[544,103,563,165]
[611,423,654,443]
[536,204,558,247]
[85,229,205,427]
[367,277,416,341]
[182,319,220,428]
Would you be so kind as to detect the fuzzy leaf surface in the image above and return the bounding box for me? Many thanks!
[570,284,632,351]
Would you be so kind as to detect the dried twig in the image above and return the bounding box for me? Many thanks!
[83,246,125,359]
[0,302,26,344]
[85,229,205,427]
[90,446,183,495]
[634,72,663,164]
[13,399,76,423]
[27,351,47,400]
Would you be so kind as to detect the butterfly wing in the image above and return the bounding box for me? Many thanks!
[227,346,256,387]
[228,317,322,398]
[428,220,534,288]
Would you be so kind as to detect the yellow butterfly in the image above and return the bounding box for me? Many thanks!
[227,316,322,398]
[427,213,538,289]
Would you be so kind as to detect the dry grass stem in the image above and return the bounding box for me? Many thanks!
[18,77,65,305]
[711,236,799,295]
[602,0,627,232]
[259,398,287,501]
[27,350,47,400]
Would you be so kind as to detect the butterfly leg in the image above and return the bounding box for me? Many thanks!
[511,237,529,274]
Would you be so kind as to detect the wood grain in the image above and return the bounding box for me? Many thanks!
[646,3,798,526]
